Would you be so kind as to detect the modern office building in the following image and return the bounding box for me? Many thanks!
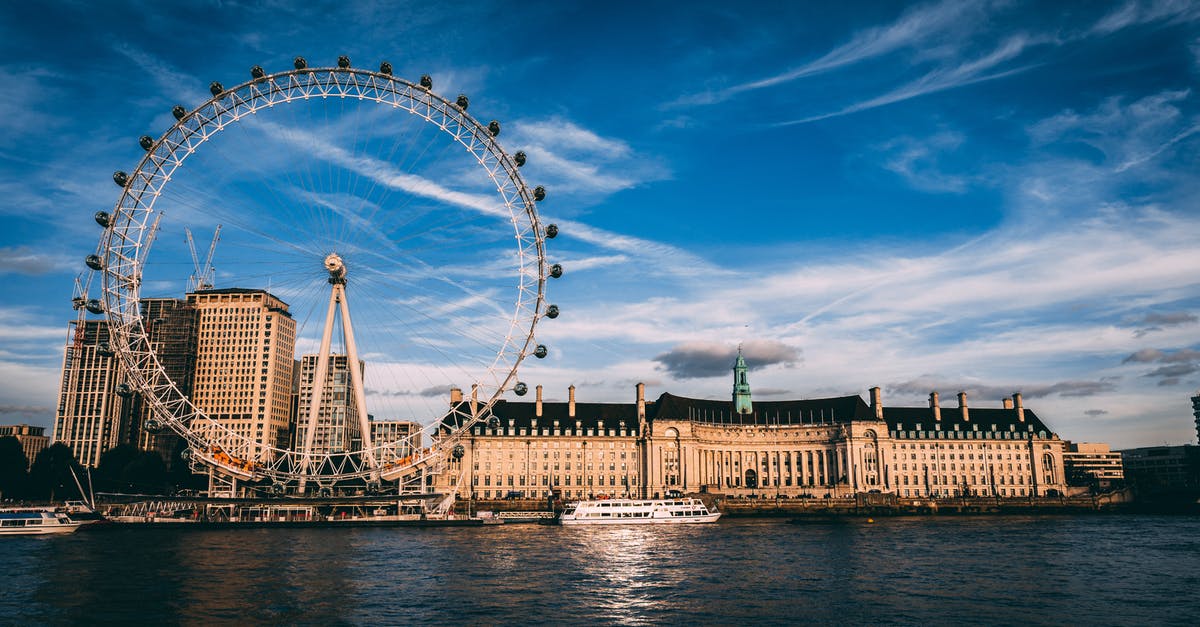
[187,288,296,462]
[1062,441,1125,489]
[370,418,421,463]
[1119,445,1200,491]
[295,354,364,454]
[135,298,199,464]
[0,424,50,469]
[53,318,135,467]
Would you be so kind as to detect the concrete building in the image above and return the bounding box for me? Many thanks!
[436,360,1070,500]
[187,288,296,461]
[295,354,364,454]
[370,418,421,464]
[0,424,50,469]
[1119,445,1200,491]
[53,319,135,467]
[1192,392,1200,444]
[1062,441,1125,489]
[135,298,199,464]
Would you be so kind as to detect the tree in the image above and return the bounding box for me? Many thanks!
[0,436,29,500]
[96,444,140,493]
[27,443,85,502]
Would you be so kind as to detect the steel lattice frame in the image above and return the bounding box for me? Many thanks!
[97,65,549,488]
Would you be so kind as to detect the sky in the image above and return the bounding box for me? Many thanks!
[1,0,1199,449]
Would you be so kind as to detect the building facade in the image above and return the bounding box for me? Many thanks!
[437,376,1070,500]
[1062,441,1125,489]
[1192,392,1200,444]
[187,288,296,461]
[1119,445,1200,491]
[0,424,50,469]
[370,419,421,464]
[295,354,364,454]
[135,298,199,464]
[53,319,135,467]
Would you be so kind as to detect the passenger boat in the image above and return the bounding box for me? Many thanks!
[0,509,84,535]
[559,498,721,525]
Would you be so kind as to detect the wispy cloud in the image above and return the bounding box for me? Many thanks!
[878,130,970,193]
[1088,0,1200,36]
[670,0,989,107]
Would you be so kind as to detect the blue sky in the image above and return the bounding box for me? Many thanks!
[1,0,1199,448]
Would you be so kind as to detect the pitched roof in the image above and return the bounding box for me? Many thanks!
[650,392,873,425]
[883,405,1054,436]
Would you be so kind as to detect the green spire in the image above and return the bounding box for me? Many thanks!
[733,346,753,415]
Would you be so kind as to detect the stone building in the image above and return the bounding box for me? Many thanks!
[436,355,1069,500]
[135,298,199,464]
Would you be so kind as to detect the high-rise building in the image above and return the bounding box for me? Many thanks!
[187,288,296,461]
[53,319,135,467]
[135,298,199,464]
[0,424,50,469]
[370,418,421,463]
[1191,392,1200,444]
[295,354,364,454]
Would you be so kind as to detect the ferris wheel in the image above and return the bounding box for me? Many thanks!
[86,56,562,493]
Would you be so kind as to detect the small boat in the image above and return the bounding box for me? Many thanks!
[0,509,84,535]
[559,498,721,525]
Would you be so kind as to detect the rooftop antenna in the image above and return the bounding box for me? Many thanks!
[186,225,221,292]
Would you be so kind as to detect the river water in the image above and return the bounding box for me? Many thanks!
[2,515,1198,625]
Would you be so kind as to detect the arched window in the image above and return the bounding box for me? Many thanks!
[1042,452,1056,483]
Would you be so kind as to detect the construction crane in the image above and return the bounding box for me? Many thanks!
[185,225,221,292]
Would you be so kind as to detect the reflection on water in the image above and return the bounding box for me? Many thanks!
[2,516,1199,625]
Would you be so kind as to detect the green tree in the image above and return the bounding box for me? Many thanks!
[122,450,169,494]
[0,436,29,500]
[27,443,84,502]
[96,443,140,493]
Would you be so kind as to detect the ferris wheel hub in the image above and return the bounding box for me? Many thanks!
[324,252,347,283]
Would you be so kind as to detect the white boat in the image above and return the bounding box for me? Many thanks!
[0,509,84,535]
[559,498,721,525]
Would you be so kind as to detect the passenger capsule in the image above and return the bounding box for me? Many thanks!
[514,382,528,396]
[294,56,307,70]
[534,345,548,359]
[379,61,393,75]
[514,151,526,167]
[85,299,104,314]
[419,74,433,90]
[549,263,563,279]
[172,105,187,120]
[94,211,112,227]
[97,342,114,358]
[545,304,560,319]
[452,444,465,459]
[116,383,133,397]
[338,55,351,68]
[139,135,154,151]
[546,223,558,239]
[209,81,224,96]
[456,94,469,110]
[113,171,129,187]
[85,254,103,271]
[180,448,193,460]
[144,417,162,433]
[488,416,501,429]
[250,65,265,79]
[488,120,501,137]
[533,186,546,202]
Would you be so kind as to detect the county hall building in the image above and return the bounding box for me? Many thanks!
[438,352,1068,500]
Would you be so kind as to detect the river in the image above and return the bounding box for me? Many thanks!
[2,515,1198,625]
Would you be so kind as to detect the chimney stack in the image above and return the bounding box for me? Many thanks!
[450,386,463,406]
[1003,398,1014,410]
[1013,392,1025,422]
[957,391,969,422]
[568,385,576,418]
[536,384,543,417]
[930,391,941,421]
[636,382,646,421]
[470,384,479,416]
[870,387,883,420]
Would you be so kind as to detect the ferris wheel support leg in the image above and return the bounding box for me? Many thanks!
[337,288,378,478]
[298,287,339,494]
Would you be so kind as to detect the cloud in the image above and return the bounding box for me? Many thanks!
[0,404,51,416]
[509,116,669,197]
[0,246,70,275]
[670,0,988,107]
[1084,409,1109,417]
[654,340,800,379]
[1131,311,1198,337]
[781,35,1038,125]
[1122,347,1200,386]
[888,377,1116,401]
[1088,0,1200,36]
[878,131,969,193]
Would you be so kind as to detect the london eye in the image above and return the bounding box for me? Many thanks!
[85,56,561,494]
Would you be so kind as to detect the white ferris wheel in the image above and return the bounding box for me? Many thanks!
[84,56,562,494]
